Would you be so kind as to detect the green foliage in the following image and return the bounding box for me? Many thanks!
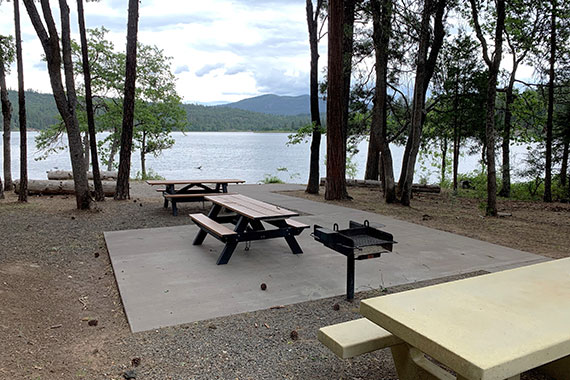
[134,168,165,181]
[0,35,15,74]
[286,122,326,146]
[260,174,284,184]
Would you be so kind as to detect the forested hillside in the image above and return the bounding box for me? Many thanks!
[6,90,312,132]
[221,94,327,116]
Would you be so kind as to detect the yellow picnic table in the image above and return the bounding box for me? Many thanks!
[359,258,570,380]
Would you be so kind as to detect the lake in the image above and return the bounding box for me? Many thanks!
[1,131,529,184]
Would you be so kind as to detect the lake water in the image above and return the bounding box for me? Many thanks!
[1,131,530,184]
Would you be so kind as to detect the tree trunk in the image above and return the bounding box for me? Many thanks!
[339,0,357,199]
[141,130,146,179]
[325,0,348,200]
[77,0,105,201]
[365,131,380,180]
[107,127,119,171]
[83,132,90,169]
[452,81,460,192]
[560,135,568,188]
[115,0,140,200]
[544,0,556,203]
[305,0,323,194]
[441,136,447,185]
[400,0,446,206]
[371,0,396,203]
[0,45,12,192]
[14,0,27,202]
[470,0,505,216]
[23,0,92,209]
[498,77,515,198]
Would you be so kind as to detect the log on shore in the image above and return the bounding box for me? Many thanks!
[319,178,441,193]
[14,179,116,196]
[47,170,118,181]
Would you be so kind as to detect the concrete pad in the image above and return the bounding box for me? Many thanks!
[105,184,548,332]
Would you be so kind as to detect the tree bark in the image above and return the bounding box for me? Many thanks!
[560,134,568,188]
[470,0,505,216]
[544,0,556,203]
[14,0,27,202]
[364,131,380,180]
[400,0,447,206]
[340,0,357,199]
[452,80,460,192]
[498,66,516,198]
[23,0,92,209]
[77,0,105,201]
[371,0,396,202]
[0,40,12,192]
[325,0,347,200]
[115,0,139,200]
[141,130,146,179]
[305,0,323,194]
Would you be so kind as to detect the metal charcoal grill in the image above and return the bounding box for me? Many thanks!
[313,220,396,300]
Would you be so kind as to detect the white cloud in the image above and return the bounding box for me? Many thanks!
[0,0,322,103]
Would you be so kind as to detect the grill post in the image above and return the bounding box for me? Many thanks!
[347,253,355,300]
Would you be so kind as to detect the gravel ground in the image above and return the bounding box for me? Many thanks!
[0,182,554,379]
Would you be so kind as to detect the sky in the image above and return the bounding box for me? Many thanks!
[0,0,321,104]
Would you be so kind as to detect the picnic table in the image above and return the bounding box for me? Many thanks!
[146,179,245,215]
[359,258,570,380]
[190,194,309,265]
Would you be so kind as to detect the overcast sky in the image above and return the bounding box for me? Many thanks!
[0,0,322,104]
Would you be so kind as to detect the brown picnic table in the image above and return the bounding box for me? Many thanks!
[146,179,245,216]
[189,194,309,264]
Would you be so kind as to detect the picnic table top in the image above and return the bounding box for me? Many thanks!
[360,258,570,380]
[146,179,245,186]
[204,194,298,220]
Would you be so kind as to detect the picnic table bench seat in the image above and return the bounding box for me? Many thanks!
[190,213,237,239]
[318,318,402,359]
[284,219,310,229]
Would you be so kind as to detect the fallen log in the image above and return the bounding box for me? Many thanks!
[319,178,440,193]
[14,179,116,196]
[46,170,118,181]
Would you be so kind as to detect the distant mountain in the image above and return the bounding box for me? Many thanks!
[220,94,327,116]
[6,90,311,132]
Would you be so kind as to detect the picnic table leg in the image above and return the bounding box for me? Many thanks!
[193,204,222,245]
[216,216,249,265]
[221,183,228,193]
[538,355,570,379]
[164,184,174,208]
[270,219,303,255]
[390,344,453,380]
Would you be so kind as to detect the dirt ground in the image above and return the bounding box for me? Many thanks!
[0,183,564,379]
[284,186,570,259]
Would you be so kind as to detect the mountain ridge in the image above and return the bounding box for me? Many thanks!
[220,94,326,116]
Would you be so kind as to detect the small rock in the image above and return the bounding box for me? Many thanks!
[87,319,98,327]
[71,216,75,220]
[260,283,267,291]
[208,324,217,330]
[139,203,143,207]
[290,330,299,340]
[131,357,141,367]
[94,252,100,258]
[422,214,431,221]
[123,369,136,379]
[332,303,340,311]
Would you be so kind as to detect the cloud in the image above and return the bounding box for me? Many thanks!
[225,65,247,76]
[195,63,225,77]
[175,65,190,74]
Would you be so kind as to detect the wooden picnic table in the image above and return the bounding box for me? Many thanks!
[359,258,570,380]
[190,194,309,265]
[146,179,245,216]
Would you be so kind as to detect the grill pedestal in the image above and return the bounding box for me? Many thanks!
[313,220,396,300]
